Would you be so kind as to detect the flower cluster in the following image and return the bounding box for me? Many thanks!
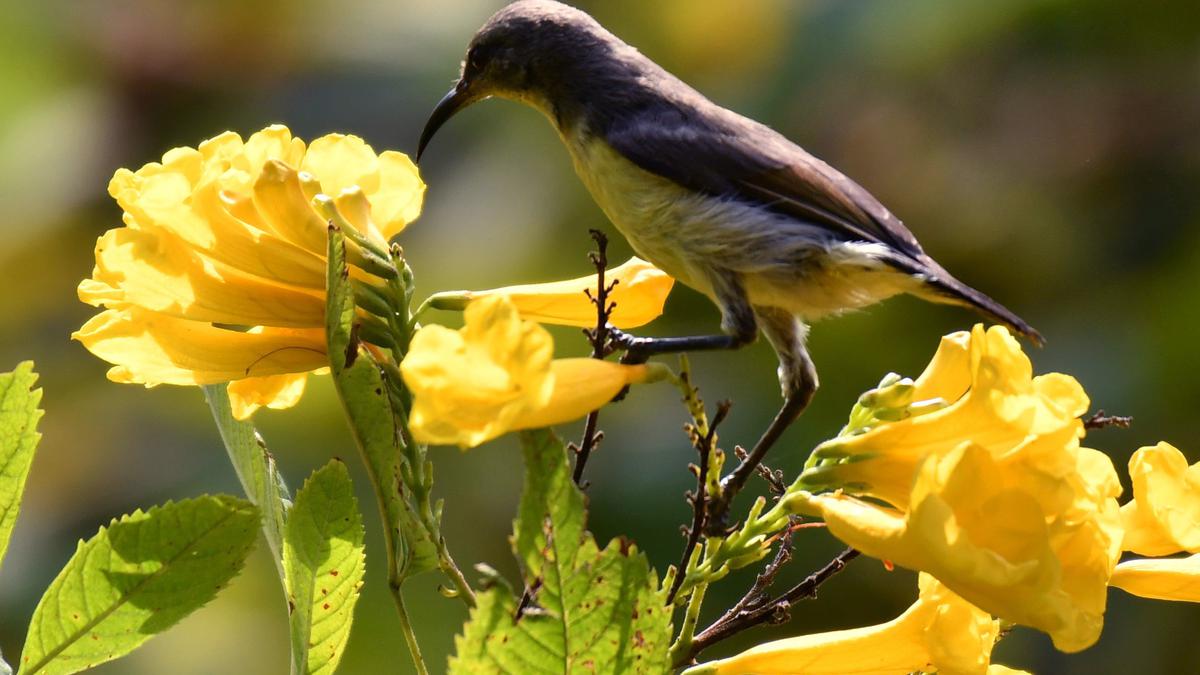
[789,326,1121,652]
[73,125,424,418]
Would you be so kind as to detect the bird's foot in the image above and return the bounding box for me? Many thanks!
[607,325,651,364]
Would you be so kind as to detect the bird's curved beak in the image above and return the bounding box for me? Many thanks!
[417,80,476,162]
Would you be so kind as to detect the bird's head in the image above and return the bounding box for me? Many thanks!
[417,0,623,161]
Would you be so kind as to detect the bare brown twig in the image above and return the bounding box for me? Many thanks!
[572,229,619,487]
[1084,409,1132,430]
[666,400,732,606]
[677,547,861,667]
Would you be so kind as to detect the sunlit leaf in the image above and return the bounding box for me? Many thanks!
[19,496,259,675]
[450,430,671,673]
[0,361,43,570]
[285,460,365,675]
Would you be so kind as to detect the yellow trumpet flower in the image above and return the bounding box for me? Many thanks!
[425,256,674,329]
[687,574,1002,675]
[1120,442,1200,555]
[401,295,666,448]
[73,125,425,418]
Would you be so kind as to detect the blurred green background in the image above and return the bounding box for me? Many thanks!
[2,0,1199,672]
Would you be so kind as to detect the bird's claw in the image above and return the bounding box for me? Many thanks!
[608,325,651,364]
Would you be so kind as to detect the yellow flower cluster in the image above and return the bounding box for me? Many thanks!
[73,125,424,418]
[790,325,1121,652]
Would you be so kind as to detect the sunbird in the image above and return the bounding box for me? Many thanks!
[417,0,1040,509]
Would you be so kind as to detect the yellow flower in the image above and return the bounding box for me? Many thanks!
[1120,442,1200,555]
[425,257,674,329]
[401,295,665,448]
[74,125,425,418]
[1110,554,1200,603]
[792,325,1123,653]
[686,574,1000,675]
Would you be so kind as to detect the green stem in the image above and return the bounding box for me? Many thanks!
[668,579,709,666]
[354,419,430,674]
[388,579,430,675]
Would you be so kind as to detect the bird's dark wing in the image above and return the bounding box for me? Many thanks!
[603,104,1044,345]
[603,106,927,261]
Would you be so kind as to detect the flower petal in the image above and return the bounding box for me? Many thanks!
[371,151,425,239]
[513,360,652,431]
[1110,554,1200,603]
[301,133,380,195]
[1120,442,1200,555]
[252,159,330,256]
[81,227,326,327]
[227,372,311,420]
[73,308,327,385]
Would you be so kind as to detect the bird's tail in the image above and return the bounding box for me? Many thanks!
[921,271,1044,346]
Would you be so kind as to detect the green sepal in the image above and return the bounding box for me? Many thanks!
[324,225,437,577]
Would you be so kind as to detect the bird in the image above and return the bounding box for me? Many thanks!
[416,0,1041,518]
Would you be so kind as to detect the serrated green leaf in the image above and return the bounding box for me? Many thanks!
[0,361,43,570]
[284,460,365,675]
[19,495,259,675]
[202,385,291,578]
[325,227,437,577]
[450,430,672,674]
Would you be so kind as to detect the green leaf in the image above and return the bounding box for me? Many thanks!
[19,495,259,675]
[202,385,291,578]
[0,361,43,570]
[284,460,365,675]
[449,430,672,674]
[324,226,437,577]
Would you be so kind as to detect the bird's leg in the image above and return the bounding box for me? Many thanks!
[612,269,758,364]
[610,329,753,364]
[705,308,817,535]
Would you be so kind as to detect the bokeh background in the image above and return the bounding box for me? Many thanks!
[2,0,1199,672]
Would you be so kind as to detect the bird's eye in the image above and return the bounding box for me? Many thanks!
[467,47,484,72]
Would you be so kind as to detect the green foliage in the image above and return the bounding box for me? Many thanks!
[0,362,43,570]
[284,460,365,675]
[449,430,672,674]
[18,496,259,675]
[324,226,437,578]
[202,384,292,577]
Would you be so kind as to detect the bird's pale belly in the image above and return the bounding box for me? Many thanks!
[565,136,917,321]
